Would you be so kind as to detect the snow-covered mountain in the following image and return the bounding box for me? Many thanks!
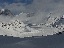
[0,9,14,16]
[0,10,64,38]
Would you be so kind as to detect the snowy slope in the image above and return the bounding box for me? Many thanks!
[0,9,64,38]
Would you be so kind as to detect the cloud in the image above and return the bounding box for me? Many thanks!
[4,3,26,14]
[0,0,64,23]
[0,0,33,4]
[26,0,63,13]
[0,0,33,14]
[1,0,64,14]
[22,0,64,23]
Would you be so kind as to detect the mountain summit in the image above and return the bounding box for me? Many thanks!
[0,9,14,16]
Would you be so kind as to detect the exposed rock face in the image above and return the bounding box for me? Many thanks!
[0,9,14,16]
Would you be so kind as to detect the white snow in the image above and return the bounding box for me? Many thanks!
[1,9,5,12]
[0,12,64,38]
[62,15,64,18]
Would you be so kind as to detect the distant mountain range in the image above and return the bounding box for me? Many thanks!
[0,9,64,38]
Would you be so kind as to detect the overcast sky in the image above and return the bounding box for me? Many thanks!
[0,0,64,23]
[0,0,64,15]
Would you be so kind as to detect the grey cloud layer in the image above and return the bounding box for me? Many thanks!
[1,0,64,14]
[0,0,64,23]
[24,0,64,23]
[0,0,64,12]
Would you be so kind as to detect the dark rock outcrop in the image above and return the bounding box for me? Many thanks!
[0,9,14,16]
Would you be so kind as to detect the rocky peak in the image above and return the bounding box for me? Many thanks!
[0,9,14,16]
